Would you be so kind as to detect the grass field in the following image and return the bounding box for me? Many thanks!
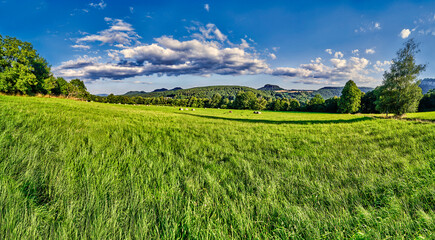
[1,95,434,239]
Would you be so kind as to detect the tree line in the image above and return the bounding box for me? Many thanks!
[1,35,434,115]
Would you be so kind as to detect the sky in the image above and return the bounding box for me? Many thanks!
[1,0,435,94]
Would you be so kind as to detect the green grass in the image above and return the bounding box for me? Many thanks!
[1,95,434,239]
[405,111,435,121]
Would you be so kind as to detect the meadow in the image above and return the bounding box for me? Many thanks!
[0,95,434,239]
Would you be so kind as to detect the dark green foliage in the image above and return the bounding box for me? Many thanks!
[125,85,273,100]
[418,89,435,112]
[338,80,362,113]
[306,94,325,112]
[361,89,380,113]
[0,35,51,94]
[233,91,259,109]
[376,39,425,116]
[325,96,339,113]
[210,93,222,108]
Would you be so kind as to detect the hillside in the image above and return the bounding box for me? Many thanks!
[420,78,435,94]
[125,85,274,99]
[1,95,434,239]
[257,84,284,91]
[123,84,374,102]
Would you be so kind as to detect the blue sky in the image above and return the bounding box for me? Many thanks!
[1,0,435,94]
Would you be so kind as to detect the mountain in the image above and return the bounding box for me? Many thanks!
[315,87,373,99]
[123,84,374,102]
[152,88,168,92]
[95,93,109,97]
[258,84,284,91]
[419,78,435,94]
[124,85,274,99]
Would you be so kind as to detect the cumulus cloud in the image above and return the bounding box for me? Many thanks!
[77,18,140,45]
[365,48,375,54]
[55,23,268,80]
[89,0,106,9]
[373,60,391,72]
[334,51,344,58]
[352,49,359,55]
[400,29,411,38]
[192,23,228,42]
[270,56,374,85]
[71,44,91,50]
[204,4,210,12]
[57,19,386,86]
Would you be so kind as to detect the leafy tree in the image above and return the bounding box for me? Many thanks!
[67,79,89,99]
[325,96,339,113]
[233,91,257,109]
[418,89,435,112]
[375,39,426,116]
[210,93,222,108]
[307,94,325,112]
[0,35,51,94]
[338,80,362,113]
[288,99,300,111]
[360,89,379,113]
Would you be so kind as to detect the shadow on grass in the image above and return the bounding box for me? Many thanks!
[177,112,374,125]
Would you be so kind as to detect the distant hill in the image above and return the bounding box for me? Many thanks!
[124,84,374,102]
[124,85,274,100]
[420,78,435,94]
[152,88,168,92]
[315,87,373,99]
[258,84,284,91]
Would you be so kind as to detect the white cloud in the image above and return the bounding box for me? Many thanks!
[89,0,106,9]
[58,19,388,86]
[374,22,381,30]
[270,55,375,85]
[71,44,91,50]
[77,18,140,45]
[365,48,375,54]
[56,24,268,80]
[400,29,411,39]
[192,23,227,42]
[352,49,359,55]
[334,51,344,58]
[373,60,391,72]
[355,22,382,33]
[129,7,134,14]
[204,4,210,12]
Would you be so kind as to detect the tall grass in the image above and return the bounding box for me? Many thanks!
[0,95,434,239]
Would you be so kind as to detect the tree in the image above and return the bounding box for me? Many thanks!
[338,80,362,113]
[210,93,222,108]
[360,89,379,113]
[0,35,51,94]
[375,39,426,116]
[325,96,339,113]
[307,94,325,112]
[233,91,257,109]
[67,79,89,99]
[418,89,435,112]
[288,99,300,111]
